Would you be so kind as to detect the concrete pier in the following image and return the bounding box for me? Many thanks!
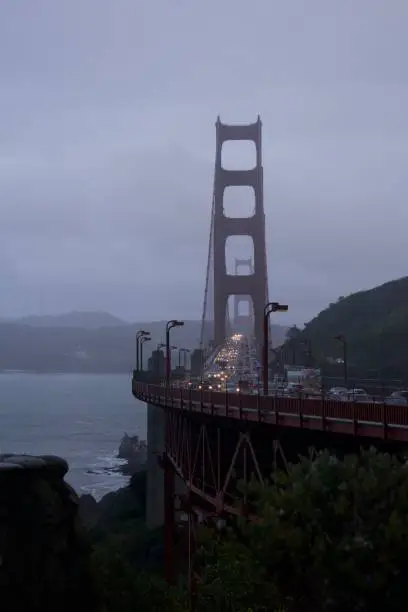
[146,402,187,529]
[146,403,165,529]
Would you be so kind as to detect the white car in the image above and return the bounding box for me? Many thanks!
[385,395,407,406]
[329,386,348,396]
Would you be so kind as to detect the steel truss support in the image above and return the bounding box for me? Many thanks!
[162,409,297,598]
[163,409,290,517]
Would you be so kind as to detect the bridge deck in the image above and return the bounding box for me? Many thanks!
[133,381,408,443]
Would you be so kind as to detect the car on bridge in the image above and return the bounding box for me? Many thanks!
[347,388,371,402]
[284,382,304,397]
[385,391,408,406]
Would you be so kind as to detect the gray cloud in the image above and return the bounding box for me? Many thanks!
[0,0,407,324]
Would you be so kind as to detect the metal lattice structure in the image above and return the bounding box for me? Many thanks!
[134,380,408,589]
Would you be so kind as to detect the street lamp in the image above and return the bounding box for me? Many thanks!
[334,334,348,388]
[263,302,288,396]
[166,320,184,385]
[136,330,149,371]
[158,342,176,351]
[140,335,151,372]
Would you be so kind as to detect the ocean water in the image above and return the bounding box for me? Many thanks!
[0,373,147,500]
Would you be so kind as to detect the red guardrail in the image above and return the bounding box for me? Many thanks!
[132,381,408,442]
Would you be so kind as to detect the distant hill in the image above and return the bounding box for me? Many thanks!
[0,313,288,373]
[129,320,289,351]
[16,311,128,329]
[280,276,408,383]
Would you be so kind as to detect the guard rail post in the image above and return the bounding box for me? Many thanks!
[322,396,326,431]
[382,402,388,441]
[353,400,357,437]
[299,395,304,429]
[257,389,261,422]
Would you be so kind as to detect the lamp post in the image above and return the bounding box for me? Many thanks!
[166,320,184,385]
[136,330,149,371]
[269,347,278,376]
[140,335,151,372]
[263,302,288,396]
[334,334,348,388]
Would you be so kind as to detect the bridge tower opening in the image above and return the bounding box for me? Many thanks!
[233,258,254,334]
[212,116,269,351]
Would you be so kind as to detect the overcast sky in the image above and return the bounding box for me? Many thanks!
[0,0,407,325]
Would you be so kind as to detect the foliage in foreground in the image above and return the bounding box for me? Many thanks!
[92,448,408,611]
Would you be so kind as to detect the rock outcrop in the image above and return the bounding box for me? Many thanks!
[118,433,147,475]
[0,453,98,611]
[79,469,147,536]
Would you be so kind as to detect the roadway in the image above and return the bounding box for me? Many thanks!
[202,334,260,392]
[134,381,408,443]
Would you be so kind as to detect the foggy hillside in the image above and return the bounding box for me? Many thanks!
[0,312,288,373]
[16,311,127,329]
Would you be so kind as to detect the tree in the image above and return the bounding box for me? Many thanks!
[285,325,302,342]
[192,448,408,611]
[92,536,187,612]
[91,448,408,611]
[284,276,408,384]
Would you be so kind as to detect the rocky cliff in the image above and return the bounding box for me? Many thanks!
[0,453,98,611]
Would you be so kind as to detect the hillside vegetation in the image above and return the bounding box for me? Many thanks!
[282,276,408,382]
[93,449,408,611]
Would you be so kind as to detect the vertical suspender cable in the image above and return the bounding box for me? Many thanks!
[199,158,217,356]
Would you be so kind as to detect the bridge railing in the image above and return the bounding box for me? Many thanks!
[132,381,408,430]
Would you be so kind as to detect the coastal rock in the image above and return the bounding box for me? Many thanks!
[118,432,147,463]
[117,433,147,479]
[0,453,97,611]
[0,461,24,471]
[80,469,147,541]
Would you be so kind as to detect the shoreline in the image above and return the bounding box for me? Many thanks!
[81,437,147,503]
[0,370,133,375]
[78,457,147,528]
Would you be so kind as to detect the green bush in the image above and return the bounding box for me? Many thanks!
[91,448,408,611]
[91,535,186,612]
[193,448,408,611]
